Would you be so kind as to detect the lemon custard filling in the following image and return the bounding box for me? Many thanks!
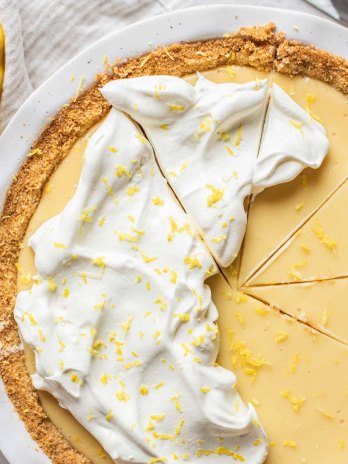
[10,57,348,464]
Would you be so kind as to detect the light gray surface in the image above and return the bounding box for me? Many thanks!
[0,1,336,464]
[332,0,348,26]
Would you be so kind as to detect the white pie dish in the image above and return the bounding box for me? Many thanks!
[0,4,347,464]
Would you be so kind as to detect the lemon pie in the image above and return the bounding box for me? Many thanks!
[1,23,348,464]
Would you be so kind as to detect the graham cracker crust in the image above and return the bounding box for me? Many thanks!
[0,23,347,464]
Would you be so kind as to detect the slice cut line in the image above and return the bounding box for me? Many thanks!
[245,276,348,346]
[246,178,348,287]
[241,175,348,287]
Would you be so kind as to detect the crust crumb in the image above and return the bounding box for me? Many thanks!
[238,22,278,43]
[276,39,348,94]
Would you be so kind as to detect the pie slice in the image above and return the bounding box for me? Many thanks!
[246,178,348,286]
[101,76,328,268]
[239,72,348,285]
[101,75,269,267]
[210,273,348,464]
[246,278,348,344]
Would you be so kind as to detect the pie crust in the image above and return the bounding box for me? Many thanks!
[0,23,348,464]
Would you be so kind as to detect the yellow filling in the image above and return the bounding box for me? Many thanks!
[248,180,348,286]
[211,274,348,464]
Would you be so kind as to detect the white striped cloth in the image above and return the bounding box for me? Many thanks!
[0,0,31,131]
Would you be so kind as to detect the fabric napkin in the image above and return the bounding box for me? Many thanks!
[0,0,31,132]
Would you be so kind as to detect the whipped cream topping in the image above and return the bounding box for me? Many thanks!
[101,75,268,267]
[15,109,267,463]
[101,75,329,267]
[253,84,330,194]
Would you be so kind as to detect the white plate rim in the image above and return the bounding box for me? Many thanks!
[0,4,347,463]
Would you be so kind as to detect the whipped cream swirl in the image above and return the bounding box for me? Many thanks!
[15,109,267,463]
[102,75,329,267]
[253,83,329,193]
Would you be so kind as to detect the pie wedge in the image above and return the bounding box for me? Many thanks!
[245,179,348,286]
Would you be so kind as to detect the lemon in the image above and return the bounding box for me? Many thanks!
[0,24,5,96]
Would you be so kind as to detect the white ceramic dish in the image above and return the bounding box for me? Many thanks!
[0,5,347,464]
